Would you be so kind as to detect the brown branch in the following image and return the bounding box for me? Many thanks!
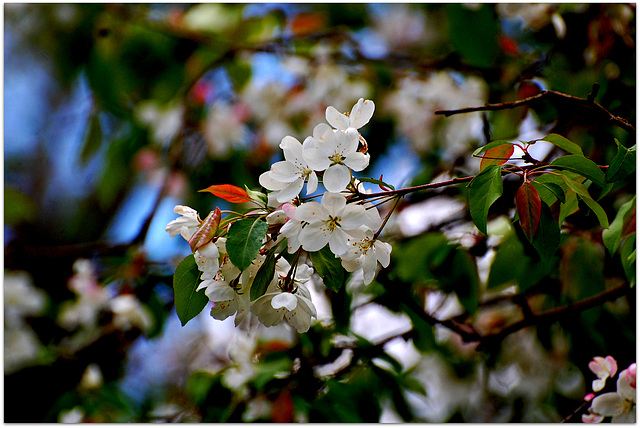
[435,85,635,134]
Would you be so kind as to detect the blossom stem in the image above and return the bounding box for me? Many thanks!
[373,196,401,239]
[352,175,475,201]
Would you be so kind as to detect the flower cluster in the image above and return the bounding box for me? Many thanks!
[166,99,393,333]
[583,356,636,423]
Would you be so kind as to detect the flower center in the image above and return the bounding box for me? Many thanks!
[329,152,345,165]
[324,215,341,232]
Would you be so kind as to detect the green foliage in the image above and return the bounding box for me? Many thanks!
[446,4,499,68]
[541,133,584,156]
[172,255,210,326]
[531,202,561,265]
[468,164,503,235]
[250,249,276,301]
[550,155,607,187]
[603,197,635,255]
[226,218,269,272]
[606,140,636,182]
[309,246,347,293]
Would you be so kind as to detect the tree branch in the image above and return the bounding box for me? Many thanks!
[435,85,635,134]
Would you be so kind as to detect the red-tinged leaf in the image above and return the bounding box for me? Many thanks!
[199,184,252,203]
[188,207,221,252]
[516,182,542,241]
[480,144,514,170]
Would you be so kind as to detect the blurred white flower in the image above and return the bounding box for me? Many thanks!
[165,205,201,241]
[109,294,153,332]
[203,101,249,158]
[4,271,47,327]
[137,101,184,145]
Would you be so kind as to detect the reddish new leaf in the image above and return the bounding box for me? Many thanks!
[516,182,542,241]
[480,144,514,170]
[188,207,221,252]
[199,184,252,203]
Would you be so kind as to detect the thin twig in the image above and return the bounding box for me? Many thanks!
[435,85,635,133]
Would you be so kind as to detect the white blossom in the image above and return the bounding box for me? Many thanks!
[584,363,636,423]
[165,205,201,241]
[250,259,317,333]
[589,356,619,392]
[325,98,375,132]
[295,192,369,256]
[340,227,392,285]
[259,135,318,203]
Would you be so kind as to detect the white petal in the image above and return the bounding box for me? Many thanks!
[210,299,237,320]
[295,201,328,224]
[285,310,312,333]
[323,164,351,193]
[250,295,286,326]
[321,192,347,215]
[344,152,370,172]
[296,295,317,318]
[276,178,305,203]
[328,227,350,256]
[342,257,362,273]
[340,204,369,230]
[362,252,378,285]
[591,393,624,416]
[349,98,375,129]
[294,264,314,283]
[306,171,318,194]
[259,171,288,191]
[617,367,636,401]
[299,225,329,252]
[364,207,382,230]
[271,292,298,311]
[279,136,304,164]
[266,210,287,225]
[335,128,360,155]
[313,123,333,142]
[205,282,236,301]
[326,106,350,130]
[375,240,392,267]
[303,147,331,171]
[269,161,298,183]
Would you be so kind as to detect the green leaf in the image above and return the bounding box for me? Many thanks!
[80,112,103,164]
[532,202,561,265]
[559,191,580,226]
[226,217,268,272]
[357,176,395,191]
[550,155,607,187]
[620,234,636,287]
[480,144,514,170]
[226,59,252,92]
[516,182,542,241]
[561,174,610,229]
[309,245,346,292]
[603,197,636,255]
[541,134,584,156]
[173,255,209,326]
[606,140,636,182]
[472,140,512,156]
[468,164,503,235]
[532,178,566,204]
[250,250,276,301]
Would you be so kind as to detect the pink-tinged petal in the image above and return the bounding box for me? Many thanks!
[321,192,347,215]
[340,204,369,230]
[295,201,328,224]
[303,146,331,171]
[282,203,297,219]
[276,178,304,203]
[269,161,298,183]
[344,151,370,172]
[326,106,350,130]
[210,299,238,320]
[584,393,596,402]
[323,164,351,193]
[335,128,360,155]
[591,392,624,416]
[313,123,333,142]
[299,225,329,252]
[349,98,375,129]
[260,171,288,190]
[306,171,318,194]
[605,356,618,377]
[328,228,350,256]
[375,240,392,267]
[582,413,604,423]
[271,292,298,311]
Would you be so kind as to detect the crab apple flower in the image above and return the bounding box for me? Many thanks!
[197,256,248,326]
[340,227,392,285]
[165,205,200,241]
[589,356,618,392]
[250,259,316,333]
[259,136,318,203]
[586,363,636,423]
[325,98,375,132]
[295,192,369,256]
[303,124,370,193]
[194,240,221,280]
